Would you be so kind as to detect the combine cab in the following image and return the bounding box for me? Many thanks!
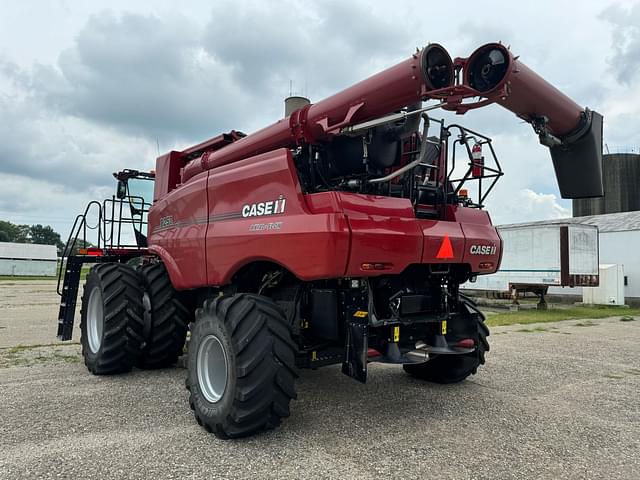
[57,42,603,438]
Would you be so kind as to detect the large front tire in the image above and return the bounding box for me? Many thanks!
[80,263,145,375]
[403,295,490,383]
[186,294,298,439]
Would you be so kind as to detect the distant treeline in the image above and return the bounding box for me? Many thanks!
[0,220,91,256]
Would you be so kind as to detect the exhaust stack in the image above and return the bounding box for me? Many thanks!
[284,95,310,117]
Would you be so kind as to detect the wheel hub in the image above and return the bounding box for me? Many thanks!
[197,334,229,403]
[86,287,104,353]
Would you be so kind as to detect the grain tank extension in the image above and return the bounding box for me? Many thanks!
[57,42,603,439]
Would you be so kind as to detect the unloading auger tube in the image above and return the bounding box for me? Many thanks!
[461,43,603,198]
[180,43,455,182]
[180,42,603,200]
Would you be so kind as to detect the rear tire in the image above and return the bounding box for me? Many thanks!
[80,263,145,375]
[403,295,490,383]
[186,293,298,439]
[137,262,189,369]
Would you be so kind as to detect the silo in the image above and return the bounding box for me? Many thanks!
[573,152,640,216]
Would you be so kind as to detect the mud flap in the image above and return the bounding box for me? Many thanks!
[342,322,368,383]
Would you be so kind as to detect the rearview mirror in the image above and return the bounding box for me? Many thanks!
[116,180,127,199]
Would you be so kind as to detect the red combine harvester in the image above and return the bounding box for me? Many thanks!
[57,42,603,438]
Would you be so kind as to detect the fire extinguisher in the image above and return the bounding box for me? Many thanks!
[471,143,484,178]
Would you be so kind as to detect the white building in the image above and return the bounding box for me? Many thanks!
[0,242,58,276]
[500,211,640,302]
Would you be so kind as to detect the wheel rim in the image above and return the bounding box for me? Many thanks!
[142,291,152,338]
[87,287,104,353]
[197,334,229,403]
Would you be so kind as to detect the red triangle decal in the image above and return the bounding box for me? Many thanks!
[436,235,454,259]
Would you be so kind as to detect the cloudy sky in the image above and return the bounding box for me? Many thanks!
[1,0,639,238]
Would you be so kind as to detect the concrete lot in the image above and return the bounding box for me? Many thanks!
[1,281,639,479]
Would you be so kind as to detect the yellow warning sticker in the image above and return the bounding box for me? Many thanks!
[441,320,447,335]
[353,310,368,318]
[393,326,400,342]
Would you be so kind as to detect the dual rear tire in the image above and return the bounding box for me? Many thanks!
[80,262,188,374]
[137,263,190,369]
[80,263,145,374]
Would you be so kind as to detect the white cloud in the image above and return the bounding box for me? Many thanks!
[600,2,640,84]
[493,189,571,225]
[1,174,112,236]
[0,91,157,189]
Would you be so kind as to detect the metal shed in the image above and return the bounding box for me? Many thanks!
[0,242,58,276]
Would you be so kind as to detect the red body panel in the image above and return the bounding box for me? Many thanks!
[445,206,501,273]
[421,220,465,264]
[154,151,182,201]
[148,173,208,290]
[205,149,350,284]
[338,194,423,276]
[148,150,502,289]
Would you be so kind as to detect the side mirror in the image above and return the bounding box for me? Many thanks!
[116,180,128,199]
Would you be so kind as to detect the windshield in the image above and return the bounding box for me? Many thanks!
[126,176,154,244]
[127,177,155,206]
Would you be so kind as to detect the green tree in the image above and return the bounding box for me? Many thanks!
[0,220,30,243]
[30,224,66,254]
[0,220,16,241]
[0,220,67,254]
[15,225,30,243]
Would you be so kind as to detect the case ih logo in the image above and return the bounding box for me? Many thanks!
[159,216,174,228]
[469,244,497,255]
[242,196,286,218]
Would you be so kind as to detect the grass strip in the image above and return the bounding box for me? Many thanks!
[486,306,640,327]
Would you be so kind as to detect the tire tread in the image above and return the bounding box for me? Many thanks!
[80,263,145,375]
[188,293,297,438]
[137,263,189,369]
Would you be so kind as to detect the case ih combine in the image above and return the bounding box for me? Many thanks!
[57,42,603,438]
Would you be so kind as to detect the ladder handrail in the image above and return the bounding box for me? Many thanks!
[57,201,102,296]
[56,195,152,295]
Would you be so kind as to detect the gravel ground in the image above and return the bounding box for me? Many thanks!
[0,281,639,479]
[0,280,81,347]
